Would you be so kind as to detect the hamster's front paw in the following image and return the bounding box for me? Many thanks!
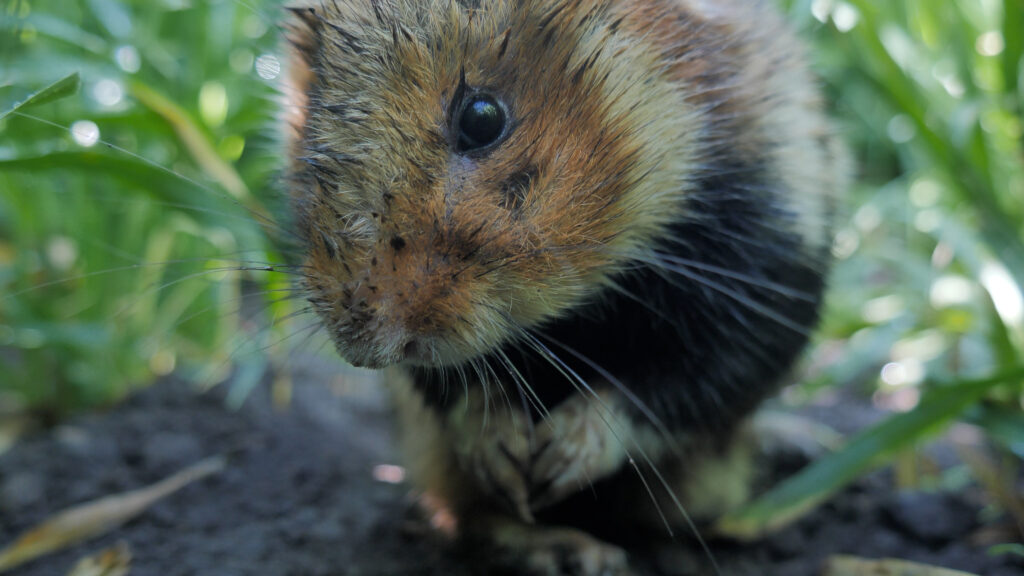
[448,398,536,520]
[448,389,631,519]
[529,392,629,511]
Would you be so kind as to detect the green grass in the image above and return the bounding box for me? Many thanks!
[0,0,295,413]
[1,0,1022,536]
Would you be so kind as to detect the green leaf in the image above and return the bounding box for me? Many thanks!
[988,543,1024,559]
[0,152,206,203]
[717,366,1024,539]
[1002,0,1023,98]
[0,73,80,122]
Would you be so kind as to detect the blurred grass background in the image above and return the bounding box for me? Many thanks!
[0,0,295,415]
[0,0,1022,540]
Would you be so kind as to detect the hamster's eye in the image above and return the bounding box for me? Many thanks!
[457,94,506,152]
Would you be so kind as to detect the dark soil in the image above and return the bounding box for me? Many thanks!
[1,364,1021,576]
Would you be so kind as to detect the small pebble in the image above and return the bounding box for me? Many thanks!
[0,471,44,510]
[142,432,204,474]
[882,491,976,545]
[765,525,805,559]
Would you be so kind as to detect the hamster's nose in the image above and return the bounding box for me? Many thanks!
[402,340,420,359]
[402,339,435,364]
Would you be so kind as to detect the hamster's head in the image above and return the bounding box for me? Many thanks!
[286,0,698,369]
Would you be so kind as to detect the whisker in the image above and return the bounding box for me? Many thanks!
[266,316,330,374]
[645,259,811,336]
[481,356,515,418]
[230,0,284,31]
[479,355,533,447]
[200,306,320,389]
[456,362,470,408]
[467,357,490,435]
[24,187,303,246]
[107,265,306,323]
[495,347,552,424]
[533,331,681,460]
[642,251,817,302]
[167,288,311,336]
[4,259,305,303]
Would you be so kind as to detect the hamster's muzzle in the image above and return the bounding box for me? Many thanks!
[303,187,526,369]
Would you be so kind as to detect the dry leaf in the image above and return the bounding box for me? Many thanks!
[0,455,225,573]
[66,542,131,576]
[823,555,980,576]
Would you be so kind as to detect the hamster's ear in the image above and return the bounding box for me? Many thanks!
[282,5,318,176]
[284,5,321,63]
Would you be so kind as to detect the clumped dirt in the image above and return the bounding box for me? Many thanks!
[1,365,1021,576]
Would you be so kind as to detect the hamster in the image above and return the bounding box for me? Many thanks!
[284,0,847,573]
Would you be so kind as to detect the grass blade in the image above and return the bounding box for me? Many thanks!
[0,73,80,122]
[716,367,1024,539]
[1002,0,1022,99]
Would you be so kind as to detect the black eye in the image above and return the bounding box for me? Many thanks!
[457,94,506,152]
